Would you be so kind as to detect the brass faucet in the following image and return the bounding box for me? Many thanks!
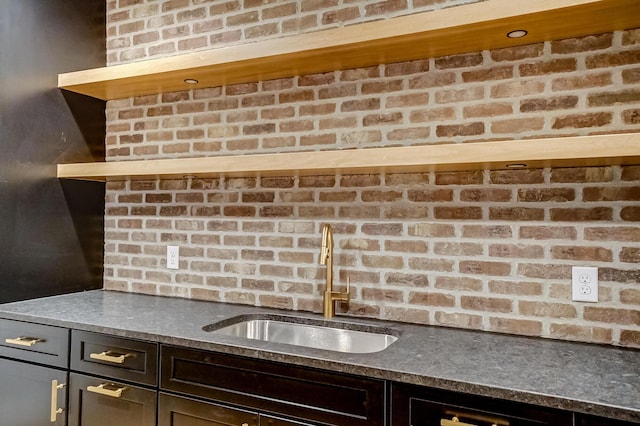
[320,224,350,318]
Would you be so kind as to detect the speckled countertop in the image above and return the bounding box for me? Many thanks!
[0,290,638,422]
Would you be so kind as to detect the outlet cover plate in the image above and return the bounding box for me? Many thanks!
[572,266,598,302]
[167,245,179,270]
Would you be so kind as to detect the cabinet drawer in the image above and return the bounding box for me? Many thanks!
[71,330,157,386]
[161,345,385,426]
[68,372,156,426]
[158,393,258,426]
[391,383,573,426]
[0,318,69,368]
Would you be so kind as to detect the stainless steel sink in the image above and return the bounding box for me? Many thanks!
[203,315,399,354]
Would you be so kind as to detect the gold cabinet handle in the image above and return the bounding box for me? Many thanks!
[89,350,133,364]
[442,417,478,426]
[5,336,43,347]
[50,380,65,422]
[87,383,127,398]
[441,416,506,426]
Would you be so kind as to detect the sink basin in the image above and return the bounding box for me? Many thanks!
[203,315,399,354]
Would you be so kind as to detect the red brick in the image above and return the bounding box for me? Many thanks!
[585,226,640,242]
[583,187,640,201]
[409,72,456,89]
[551,33,613,54]
[489,280,543,296]
[462,66,513,82]
[434,242,482,257]
[588,89,640,107]
[463,103,513,118]
[621,206,640,221]
[490,44,544,62]
[490,169,544,184]
[519,58,577,76]
[519,226,577,240]
[620,247,640,263]
[436,170,483,185]
[619,330,640,348]
[435,276,482,291]
[436,122,484,137]
[435,52,483,69]
[492,117,545,133]
[550,207,613,221]
[489,244,544,259]
[409,292,455,307]
[462,296,512,313]
[552,73,612,91]
[518,188,575,202]
[549,324,612,344]
[489,207,544,221]
[407,189,453,202]
[551,167,613,183]
[520,96,578,112]
[551,245,613,262]
[385,59,429,76]
[435,312,483,330]
[552,112,612,129]
[460,188,512,202]
[462,225,512,239]
[489,317,542,336]
[584,307,640,325]
[434,207,483,220]
[586,50,640,69]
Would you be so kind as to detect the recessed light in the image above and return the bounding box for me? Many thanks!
[184,78,199,84]
[506,163,527,169]
[507,30,528,39]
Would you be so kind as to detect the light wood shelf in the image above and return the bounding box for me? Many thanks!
[58,0,640,100]
[57,134,640,181]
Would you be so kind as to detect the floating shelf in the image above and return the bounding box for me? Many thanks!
[57,134,640,181]
[58,0,640,100]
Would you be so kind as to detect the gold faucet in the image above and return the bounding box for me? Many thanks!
[320,224,350,318]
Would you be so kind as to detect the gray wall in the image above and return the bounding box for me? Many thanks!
[0,0,106,302]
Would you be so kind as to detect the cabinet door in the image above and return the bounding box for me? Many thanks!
[391,383,573,426]
[0,357,67,425]
[161,345,384,426]
[158,393,258,426]
[68,373,155,426]
[578,414,640,426]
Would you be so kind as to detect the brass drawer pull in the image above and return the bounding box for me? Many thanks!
[5,336,43,347]
[50,380,65,422]
[89,350,133,364]
[441,416,508,426]
[87,383,127,398]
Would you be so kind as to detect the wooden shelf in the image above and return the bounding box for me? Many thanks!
[58,0,640,100]
[57,134,640,181]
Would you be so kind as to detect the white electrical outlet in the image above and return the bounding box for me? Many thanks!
[571,266,598,302]
[167,245,179,270]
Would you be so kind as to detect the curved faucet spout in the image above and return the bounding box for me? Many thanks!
[319,224,350,318]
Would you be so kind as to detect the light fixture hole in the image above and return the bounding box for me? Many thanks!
[507,30,528,39]
[184,78,199,84]
[506,163,527,169]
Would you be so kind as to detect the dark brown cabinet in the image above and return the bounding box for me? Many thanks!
[159,393,259,426]
[391,382,574,426]
[578,414,640,426]
[0,319,69,425]
[160,345,385,426]
[67,331,158,426]
[68,373,156,426]
[0,357,68,425]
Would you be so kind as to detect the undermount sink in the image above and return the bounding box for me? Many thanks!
[203,314,399,354]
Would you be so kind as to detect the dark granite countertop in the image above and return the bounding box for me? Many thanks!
[0,290,638,422]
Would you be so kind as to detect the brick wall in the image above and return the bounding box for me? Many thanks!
[103,0,640,348]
